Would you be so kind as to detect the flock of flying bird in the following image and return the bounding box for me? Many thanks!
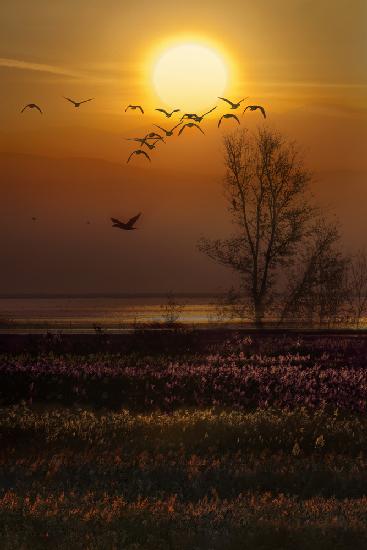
[20,95,266,230]
[124,96,266,163]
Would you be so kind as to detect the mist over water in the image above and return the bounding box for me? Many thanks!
[0,295,225,330]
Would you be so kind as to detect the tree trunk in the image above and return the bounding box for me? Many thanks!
[254,299,265,328]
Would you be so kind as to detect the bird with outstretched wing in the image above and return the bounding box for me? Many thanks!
[218,97,248,109]
[154,122,182,136]
[21,103,43,114]
[243,105,266,118]
[125,105,144,114]
[127,149,151,163]
[144,132,165,142]
[180,113,199,121]
[155,108,180,118]
[218,114,240,127]
[111,213,142,230]
[64,97,94,107]
[178,123,205,136]
[193,106,217,123]
[126,137,150,146]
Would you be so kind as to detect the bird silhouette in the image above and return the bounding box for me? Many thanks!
[178,123,205,136]
[243,105,266,118]
[127,149,151,163]
[64,97,94,107]
[125,136,147,145]
[192,106,217,123]
[145,132,165,142]
[126,137,162,150]
[125,105,144,114]
[180,113,199,121]
[111,213,141,230]
[155,108,180,118]
[218,114,240,127]
[154,122,182,137]
[218,97,248,109]
[142,139,161,150]
[21,104,42,114]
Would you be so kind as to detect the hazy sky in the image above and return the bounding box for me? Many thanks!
[0,0,366,293]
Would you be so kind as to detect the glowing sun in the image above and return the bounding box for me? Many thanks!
[153,43,228,111]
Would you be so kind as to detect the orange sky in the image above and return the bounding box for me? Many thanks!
[0,0,366,293]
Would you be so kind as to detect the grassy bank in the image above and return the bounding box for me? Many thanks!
[0,334,366,548]
[1,406,367,549]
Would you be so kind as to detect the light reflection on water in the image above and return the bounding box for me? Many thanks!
[2,297,363,333]
[0,296,237,329]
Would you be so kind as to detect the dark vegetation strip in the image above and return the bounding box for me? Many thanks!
[1,492,367,549]
[1,330,367,356]
[1,407,366,456]
[1,408,367,499]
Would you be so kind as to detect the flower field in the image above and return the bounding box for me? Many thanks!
[0,333,366,548]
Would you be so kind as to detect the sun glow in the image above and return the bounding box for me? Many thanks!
[152,42,229,112]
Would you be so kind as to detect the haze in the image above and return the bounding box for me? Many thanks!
[0,0,366,294]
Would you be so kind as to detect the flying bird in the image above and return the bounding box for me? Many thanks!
[243,105,266,118]
[126,136,161,149]
[180,113,199,121]
[178,123,205,136]
[125,105,144,114]
[218,97,248,109]
[218,114,240,127]
[111,213,141,231]
[127,149,151,163]
[155,108,180,118]
[64,97,94,107]
[154,122,182,137]
[144,132,165,142]
[192,106,217,123]
[21,104,42,114]
[142,139,161,150]
[126,137,150,146]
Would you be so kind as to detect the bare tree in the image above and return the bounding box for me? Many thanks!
[281,221,349,327]
[347,250,367,328]
[198,128,315,327]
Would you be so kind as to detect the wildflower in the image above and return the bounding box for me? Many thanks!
[292,441,301,456]
[315,434,325,449]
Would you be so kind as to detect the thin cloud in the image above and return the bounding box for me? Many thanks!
[244,80,367,89]
[0,58,85,78]
[0,57,137,85]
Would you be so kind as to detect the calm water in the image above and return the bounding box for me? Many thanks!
[0,295,231,332]
[2,296,362,333]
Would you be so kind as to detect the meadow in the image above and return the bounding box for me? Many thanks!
[0,332,366,549]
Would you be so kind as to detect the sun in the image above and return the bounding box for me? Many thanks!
[152,43,229,112]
